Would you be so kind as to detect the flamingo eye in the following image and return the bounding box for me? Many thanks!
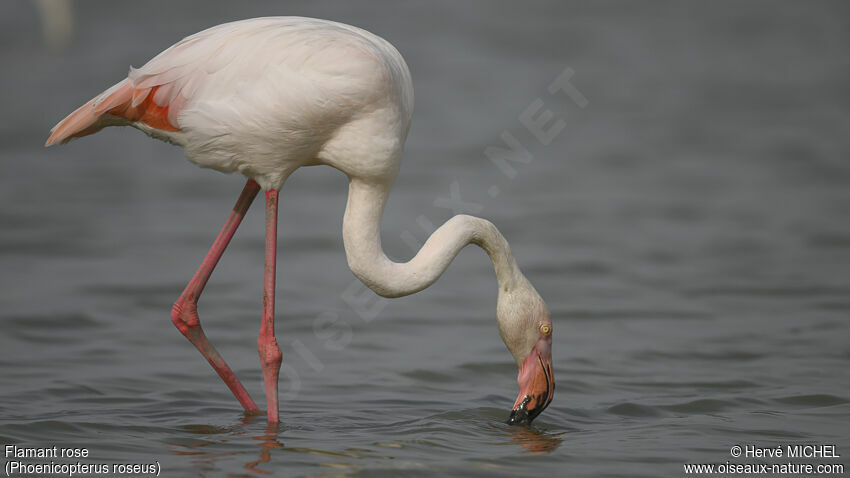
[540,324,551,335]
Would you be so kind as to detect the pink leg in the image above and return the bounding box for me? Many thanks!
[258,189,283,423]
[171,179,261,413]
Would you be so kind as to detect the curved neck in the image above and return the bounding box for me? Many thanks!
[342,178,524,298]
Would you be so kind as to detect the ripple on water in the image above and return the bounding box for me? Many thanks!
[2,313,101,330]
[561,309,713,321]
[607,402,667,418]
[684,285,850,298]
[41,383,105,398]
[457,361,516,374]
[774,394,849,408]
[660,399,739,414]
[616,379,760,390]
[633,349,764,362]
[400,369,459,383]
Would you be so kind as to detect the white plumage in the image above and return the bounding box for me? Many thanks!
[54,17,412,190]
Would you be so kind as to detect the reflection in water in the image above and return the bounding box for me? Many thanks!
[505,426,563,455]
[165,414,568,474]
[165,413,563,475]
[244,422,284,475]
[166,416,286,475]
[167,416,373,475]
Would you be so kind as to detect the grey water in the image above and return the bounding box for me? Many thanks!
[1,1,849,476]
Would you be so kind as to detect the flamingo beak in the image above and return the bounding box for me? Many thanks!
[507,336,554,425]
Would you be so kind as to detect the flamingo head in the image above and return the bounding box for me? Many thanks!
[497,280,555,425]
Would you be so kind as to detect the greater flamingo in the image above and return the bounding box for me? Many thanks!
[45,17,554,425]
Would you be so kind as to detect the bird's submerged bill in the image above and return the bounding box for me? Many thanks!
[507,325,554,425]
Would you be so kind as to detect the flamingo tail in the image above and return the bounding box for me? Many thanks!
[45,79,136,147]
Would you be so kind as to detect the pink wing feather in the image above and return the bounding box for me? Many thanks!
[44,24,238,147]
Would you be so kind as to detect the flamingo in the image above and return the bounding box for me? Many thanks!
[45,17,554,425]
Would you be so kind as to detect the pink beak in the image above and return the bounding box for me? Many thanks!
[507,334,554,425]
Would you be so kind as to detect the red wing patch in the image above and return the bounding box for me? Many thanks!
[106,84,181,132]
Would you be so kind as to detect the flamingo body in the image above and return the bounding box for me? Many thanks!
[47,17,413,190]
[47,17,554,426]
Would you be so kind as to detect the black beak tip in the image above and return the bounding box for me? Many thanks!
[507,408,532,426]
[507,394,549,426]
